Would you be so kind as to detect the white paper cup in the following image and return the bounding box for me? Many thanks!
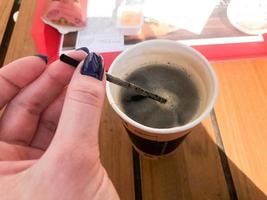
[106,40,218,158]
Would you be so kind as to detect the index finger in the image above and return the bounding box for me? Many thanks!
[0,56,47,109]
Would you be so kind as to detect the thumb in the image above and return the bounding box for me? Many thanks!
[48,52,105,162]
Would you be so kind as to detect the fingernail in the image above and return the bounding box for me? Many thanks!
[35,54,49,64]
[81,53,104,80]
[76,47,89,54]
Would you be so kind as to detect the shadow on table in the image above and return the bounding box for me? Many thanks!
[138,123,267,200]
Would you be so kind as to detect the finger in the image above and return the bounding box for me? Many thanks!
[46,53,105,163]
[0,141,43,160]
[0,50,88,145]
[0,160,36,175]
[0,56,47,109]
[30,89,66,150]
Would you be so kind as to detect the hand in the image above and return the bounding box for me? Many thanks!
[0,50,119,199]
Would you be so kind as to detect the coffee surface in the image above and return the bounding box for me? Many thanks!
[120,65,200,128]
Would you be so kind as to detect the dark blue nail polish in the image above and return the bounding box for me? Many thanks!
[35,54,49,64]
[81,53,104,80]
[76,47,89,54]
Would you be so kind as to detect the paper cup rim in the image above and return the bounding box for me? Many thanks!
[106,40,218,134]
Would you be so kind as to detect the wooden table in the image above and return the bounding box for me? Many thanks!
[1,1,267,199]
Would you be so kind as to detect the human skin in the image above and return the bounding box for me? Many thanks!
[0,50,119,199]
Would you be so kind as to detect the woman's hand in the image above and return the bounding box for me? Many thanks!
[0,49,119,199]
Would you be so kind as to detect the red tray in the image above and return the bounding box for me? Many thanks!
[32,0,267,68]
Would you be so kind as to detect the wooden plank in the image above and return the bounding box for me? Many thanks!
[141,117,230,200]
[99,100,135,200]
[4,0,36,65]
[0,0,14,45]
[213,59,267,200]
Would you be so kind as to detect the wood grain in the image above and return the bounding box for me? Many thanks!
[0,0,14,45]
[213,59,267,199]
[99,99,135,200]
[4,0,37,65]
[140,117,230,200]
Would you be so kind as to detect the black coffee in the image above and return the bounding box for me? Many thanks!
[120,64,200,128]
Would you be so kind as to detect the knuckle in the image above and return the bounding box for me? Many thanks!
[68,82,105,107]
[15,99,42,116]
[40,118,58,133]
[45,70,66,87]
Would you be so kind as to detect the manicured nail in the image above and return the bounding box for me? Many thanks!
[81,53,104,80]
[76,47,89,54]
[35,54,49,64]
